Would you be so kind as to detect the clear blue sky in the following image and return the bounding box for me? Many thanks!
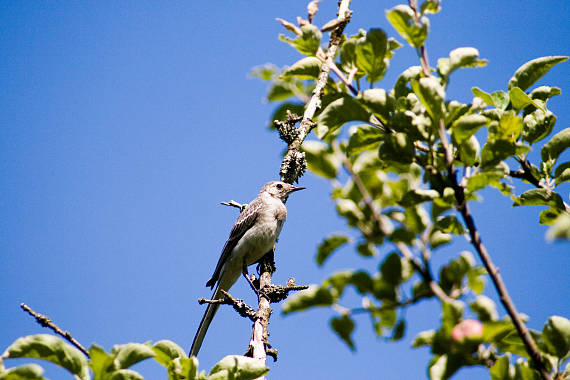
[1,1,568,379]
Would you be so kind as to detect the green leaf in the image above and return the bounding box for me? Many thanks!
[282,285,337,314]
[339,30,366,75]
[482,320,517,343]
[472,88,509,110]
[470,295,498,322]
[2,335,89,380]
[529,86,561,102]
[358,89,395,123]
[391,320,406,341]
[490,355,511,380]
[480,139,516,168]
[380,252,404,285]
[437,47,486,78]
[378,132,415,165]
[429,230,452,249]
[89,344,115,380]
[109,369,144,380]
[346,124,384,156]
[554,162,570,186]
[266,82,294,102]
[281,57,321,80]
[466,162,509,193]
[0,364,45,380]
[356,242,377,257]
[522,109,556,144]
[400,189,439,207]
[302,140,339,179]
[385,5,429,48]
[508,87,545,113]
[249,64,278,81]
[508,56,568,91]
[512,188,565,209]
[412,77,446,122]
[467,267,486,294]
[497,111,523,141]
[316,235,350,266]
[412,330,436,348]
[111,343,155,370]
[209,355,268,380]
[355,29,389,83]
[336,199,365,227]
[279,24,322,56]
[542,315,570,358]
[152,340,186,368]
[420,0,441,14]
[316,96,371,139]
[459,135,480,166]
[434,215,465,234]
[330,315,356,350]
[547,213,570,241]
[514,359,541,380]
[394,66,422,97]
[542,128,570,167]
[451,114,487,144]
[539,207,564,225]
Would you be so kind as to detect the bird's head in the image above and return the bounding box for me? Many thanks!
[261,181,305,202]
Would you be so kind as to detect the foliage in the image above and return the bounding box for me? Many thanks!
[255,1,570,379]
[0,335,268,380]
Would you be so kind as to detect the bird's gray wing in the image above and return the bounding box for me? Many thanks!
[205,198,263,288]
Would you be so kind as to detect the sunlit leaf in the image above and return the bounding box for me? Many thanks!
[279,24,322,56]
[512,188,565,209]
[355,29,389,82]
[316,96,371,139]
[209,355,268,380]
[508,56,568,91]
[281,57,321,79]
[522,109,556,144]
[385,5,429,48]
[411,77,445,121]
[542,315,570,358]
[2,335,89,380]
[282,286,337,314]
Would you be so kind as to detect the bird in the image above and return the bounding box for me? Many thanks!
[189,180,305,357]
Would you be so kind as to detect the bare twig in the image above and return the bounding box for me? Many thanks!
[199,290,257,321]
[221,200,248,211]
[406,3,551,375]
[20,303,90,358]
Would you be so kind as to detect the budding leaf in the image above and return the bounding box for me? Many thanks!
[542,316,570,358]
[411,77,445,121]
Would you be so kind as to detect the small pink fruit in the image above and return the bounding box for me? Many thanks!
[451,319,483,343]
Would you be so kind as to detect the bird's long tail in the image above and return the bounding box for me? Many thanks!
[189,284,222,357]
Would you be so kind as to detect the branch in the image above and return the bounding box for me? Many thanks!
[20,303,90,358]
[280,0,352,184]
[406,1,551,375]
[339,150,454,304]
[199,290,257,321]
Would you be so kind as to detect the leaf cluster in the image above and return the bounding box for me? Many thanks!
[261,2,570,379]
[0,335,268,380]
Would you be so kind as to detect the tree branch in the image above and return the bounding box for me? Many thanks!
[406,2,551,373]
[20,303,90,358]
[280,1,352,184]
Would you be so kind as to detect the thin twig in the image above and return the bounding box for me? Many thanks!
[199,290,257,321]
[407,3,551,375]
[20,303,90,358]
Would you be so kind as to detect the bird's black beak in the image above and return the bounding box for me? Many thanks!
[289,186,305,193]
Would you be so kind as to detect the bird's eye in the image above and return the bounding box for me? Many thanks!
[276,183,283,189]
